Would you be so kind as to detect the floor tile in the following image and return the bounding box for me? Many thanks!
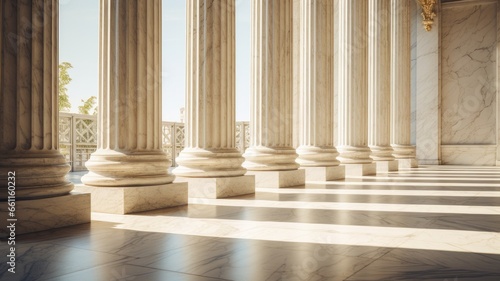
[44,264,229,281]
[0,242,130,281]
[4,165,500,280]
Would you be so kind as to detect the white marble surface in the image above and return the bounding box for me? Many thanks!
[343,163,377,177]
[174,0,247,178]
[0,0,73,199]
[83,0,177,187]
[247,170,305,188]
[4,166,500,280]
[189,197,500,216]
[92,197,500,255]
[337,0,372,164]
[441,145,496,166]
[411,0,417,146]
[0,0,89,235]
[368,0,395,162]
[243,1,299,172]
[302,166,345,182]
[398,158,419,169]
[333,0,339,147]
[375,160,399,173]
[391,0,416,160]
[175,175,255,199]
[441,2,497,145]
[0,193,90,235]
[292,0,301,149]
[416,0,441,164]
[297,0,341,168]
[76,183,188,214]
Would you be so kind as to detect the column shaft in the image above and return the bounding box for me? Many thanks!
[368,0,394,161]
[82,0,174,186]
[173,0,245,178]
[0,0,73,199]
[296,0,339,167]
[243,0,298,171]
[391,0,416,159]
[337,0,372,164]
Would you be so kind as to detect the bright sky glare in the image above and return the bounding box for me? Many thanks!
[59,0,251,122]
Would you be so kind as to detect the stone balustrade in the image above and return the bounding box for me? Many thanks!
[59,112,249,171]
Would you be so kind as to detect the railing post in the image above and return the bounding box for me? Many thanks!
[240,123,245,153]
[70,115,76,172]
[173,123,177,167]
[245,122,249,151]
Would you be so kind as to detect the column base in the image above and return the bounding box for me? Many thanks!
[246,169,305,188]
[175,175,255,199]
[301,166,345,181]
[343,163,377,177]
[75,183,188,214]
[0,193,90,236]
[374,160,399,173]
[398,158,419,169]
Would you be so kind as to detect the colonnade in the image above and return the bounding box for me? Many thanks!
[0,0,417,233]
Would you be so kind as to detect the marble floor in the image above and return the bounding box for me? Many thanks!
[2,165,500,281]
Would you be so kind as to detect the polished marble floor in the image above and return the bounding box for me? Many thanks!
[2,165,500,280]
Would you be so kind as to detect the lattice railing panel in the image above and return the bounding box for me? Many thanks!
[59,114,72,165]
[59,115,72,144]
[236,122,250,153]
[75,118,97,144]
[74,145,97,171]
[162,123,174,163]
[162,122,185,167]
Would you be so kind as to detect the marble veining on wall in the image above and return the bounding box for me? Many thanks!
[441,2,497,145]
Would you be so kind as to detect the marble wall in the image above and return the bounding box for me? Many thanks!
[410,0,418,146]
[415,1,442,165]
[441,1,497,145]
[440,0,499,165]
[441,145,497,165]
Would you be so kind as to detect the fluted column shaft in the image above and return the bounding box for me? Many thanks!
[243,0,298,171]
[390,0,416,159]
[0,0,73,200]
[296,0,339,167]
[368,0,394,161]
[82,0,174,186]
[173,0,245,178]
[337,0,372,164]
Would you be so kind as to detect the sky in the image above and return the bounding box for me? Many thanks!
[59,0,251,122]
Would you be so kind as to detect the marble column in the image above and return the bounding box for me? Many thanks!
[243,0,305,188]
[292,0,300,149]
[368,0,398,172]
[337,0,376,176]
[173,0,255,198]
[391,0,418,168]
[80,0,187,213]
[0,0,90,234]
[296,0,344,181]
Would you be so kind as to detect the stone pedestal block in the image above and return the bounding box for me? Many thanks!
[75,183,187,214]
[0,193,90,236]
[247,170,305,188]
[302,166,345,182]
[398,159,419,169]
[175,176,255,199]
[343,163,377,177]
[375,160,399,173]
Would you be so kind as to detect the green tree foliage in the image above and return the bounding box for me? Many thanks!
[59,62,73,111]
[78,96,97,115]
